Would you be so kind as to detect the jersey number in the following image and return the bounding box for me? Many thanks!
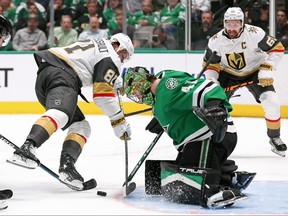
[266,36,276,47]
[104,69,117,86]
[64,40,95,54]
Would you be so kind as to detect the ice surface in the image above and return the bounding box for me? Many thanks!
[0,114,287,215]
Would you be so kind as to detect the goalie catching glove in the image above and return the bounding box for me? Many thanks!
[110,111,131,140]
[193,101,228,143]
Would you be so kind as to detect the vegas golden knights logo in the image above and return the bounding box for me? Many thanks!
[225,52,246,70]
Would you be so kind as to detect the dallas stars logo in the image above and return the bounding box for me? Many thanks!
[165,78,178,90]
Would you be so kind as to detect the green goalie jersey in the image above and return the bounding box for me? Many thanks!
[153,70,232,150]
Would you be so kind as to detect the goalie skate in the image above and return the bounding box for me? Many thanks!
[7,141,40,169]
[207,188,247,209]
[269,138,287,157]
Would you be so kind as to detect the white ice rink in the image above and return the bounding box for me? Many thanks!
[0,114,288,215]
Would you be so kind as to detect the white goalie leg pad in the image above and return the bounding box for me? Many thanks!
[44,109,69,129]
[259,91,281,120]
[67,119,91,139]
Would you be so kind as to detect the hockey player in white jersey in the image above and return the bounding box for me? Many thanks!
[0,14,13,210]
[202,7,287,157]
[8,33,134,189]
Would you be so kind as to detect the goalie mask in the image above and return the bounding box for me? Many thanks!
[124,67,155,106]
[0,14,12,47]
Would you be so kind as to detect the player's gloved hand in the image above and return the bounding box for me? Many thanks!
[145,117,164,134]
[114,76,124,96]
[110,111,131,140]
[258,69,273,87]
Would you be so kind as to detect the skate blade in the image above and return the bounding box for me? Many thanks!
[271,147,286,157]
[210,194,248,209]
[6,156,38,169]
[0,200,8,210]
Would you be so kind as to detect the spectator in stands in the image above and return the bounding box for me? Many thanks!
[14,2,47,35]
[14,0,46,25]
[78,16,107,40]
[181,0,211,21]
[49,15,78,47]
[0,0,16,26]
[276,9,288,49]
[159,0,185,36]
[12,14,47,51]
[112,9,135,41]
[247,0,269,33]
[46,0,74,28]
[74,0,105,35]
[103,0,125,33]
[126,0,141,16]
[151,0,166,12]
[129,0,159,28]
[130,0,159,49]
[36,0,49,8]
[150,25,178,49]
[191,10,220,50]
[73,0,104,19]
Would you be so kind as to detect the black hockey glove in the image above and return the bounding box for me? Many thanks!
[193,101,228,143]
[145,117,164,134]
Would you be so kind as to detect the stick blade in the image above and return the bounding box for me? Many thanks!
[122,182,136,197]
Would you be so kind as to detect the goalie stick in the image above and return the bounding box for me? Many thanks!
[122,130,164,196]
[0,134,97,191]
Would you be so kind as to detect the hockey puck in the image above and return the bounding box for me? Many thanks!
[97,191,107,196]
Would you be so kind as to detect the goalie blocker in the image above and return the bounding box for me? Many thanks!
[145,160,248,208]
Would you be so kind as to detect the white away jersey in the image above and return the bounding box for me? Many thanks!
[48,38,122,87]
[205,24,284,77]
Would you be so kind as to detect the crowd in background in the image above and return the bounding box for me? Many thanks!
[0,0,287,51]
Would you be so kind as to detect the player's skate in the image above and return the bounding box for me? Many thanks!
[0,189,13,210]
[232,171,256,191]
[58,155,84,191]
[7,140,40,169]
[269,137,287,157]
[206,187,247,209]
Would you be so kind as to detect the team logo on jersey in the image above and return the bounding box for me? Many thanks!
[225,52,246,70]
[165,78,178,90]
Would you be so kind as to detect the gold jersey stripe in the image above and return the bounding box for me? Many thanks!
[35,117,57,136]
[64,133,85,148]
[93,82,114,95]
[48,49,78,75]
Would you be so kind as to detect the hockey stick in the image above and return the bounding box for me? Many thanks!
[122,130,164,195]
[197,51,217,79]
[116,90,136,197]
[0,134,97,191]
[124,107,152,117]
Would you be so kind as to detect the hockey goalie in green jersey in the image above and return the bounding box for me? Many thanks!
[123,67,256,209]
